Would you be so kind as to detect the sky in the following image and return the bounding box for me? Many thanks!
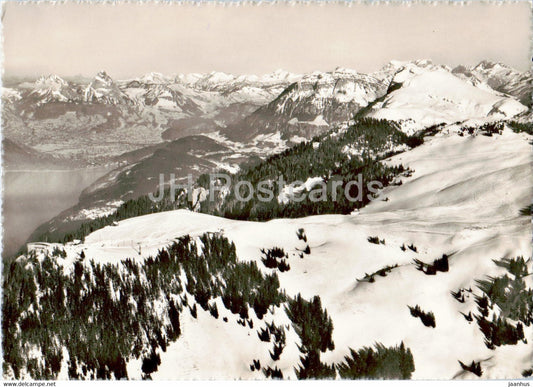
[2,1,531,78]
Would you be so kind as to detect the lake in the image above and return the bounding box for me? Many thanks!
[2,167,111,258]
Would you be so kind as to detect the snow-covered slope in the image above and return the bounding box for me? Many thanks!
[370,68,528,133]
[26,125,532,380]
[5,60,533,380]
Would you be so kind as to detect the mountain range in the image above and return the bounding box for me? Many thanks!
[3,60,531,239]
[3,60,530,168]
[4,60,527,230]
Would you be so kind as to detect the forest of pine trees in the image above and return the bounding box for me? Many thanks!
[3,231,419,380]
[2,233,285,379]
[508,121,533,135]
[201,118,411,221]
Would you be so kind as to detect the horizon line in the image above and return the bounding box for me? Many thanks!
[2,58,527,83]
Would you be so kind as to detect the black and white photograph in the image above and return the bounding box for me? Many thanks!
[1,0,532,381]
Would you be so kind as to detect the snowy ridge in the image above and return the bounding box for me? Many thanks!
[273,68,386,113]
[220,66,391,142]
[177,69,302,91]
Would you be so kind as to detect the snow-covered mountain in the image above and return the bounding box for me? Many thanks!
[8,121,532,380]
[220,59,530,142]
[137,72,172,85]
[26,75,80,105]
[453,60,532,107]
[1,87,22,103]
[84,71,134,105]
[368,62,528,133]
[222,67,389,142]
[4,69,301,119]
[122,82,203,113]
[4,61,529,154]
[6,59,530,227]
[177,69,301,92]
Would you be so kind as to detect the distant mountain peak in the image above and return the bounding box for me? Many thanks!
[457,60,531,106]
[473,60,509,71]
[84,71,132,104]
[93,71,114,86]
[332,67,359,75]
[28,74,76,105]
[139,72,167,84]
[34,74,68,89]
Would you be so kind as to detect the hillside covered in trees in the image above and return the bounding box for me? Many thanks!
[3,233,416,380]
[199,118,415,220]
